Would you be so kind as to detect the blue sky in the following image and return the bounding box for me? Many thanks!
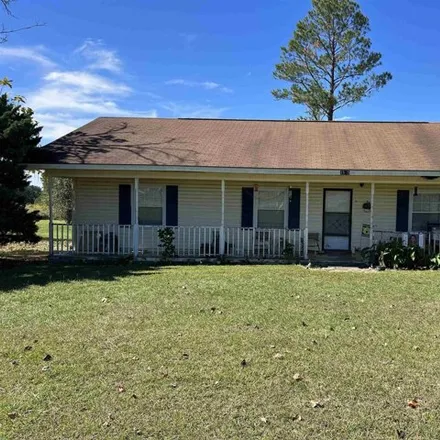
[1,0,440,145]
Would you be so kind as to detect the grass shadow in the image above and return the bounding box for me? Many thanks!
[0,260,167,293]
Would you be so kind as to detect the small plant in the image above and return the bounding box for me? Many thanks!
[282,241,296,263]
[361,238,430,270]
[158,227,176,263]
[430,254,440,270]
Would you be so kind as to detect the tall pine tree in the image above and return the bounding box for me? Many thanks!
[0,86,42,245]
[272,0,392,120]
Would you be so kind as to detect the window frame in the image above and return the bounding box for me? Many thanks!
[136,184,166,226]
[410,191,440,232]
[253,187,289,229]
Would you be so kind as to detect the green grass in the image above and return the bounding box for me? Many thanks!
[36,219,50,240]
[1,264,440,439]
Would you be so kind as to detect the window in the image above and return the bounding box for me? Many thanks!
[257,189,286,228]
[138,186,163,225]
[412,194,440,231]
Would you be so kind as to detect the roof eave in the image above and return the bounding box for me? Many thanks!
[25,163,440,177]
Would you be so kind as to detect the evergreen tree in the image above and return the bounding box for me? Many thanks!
[0,86,42,245]
[272,0,392,120]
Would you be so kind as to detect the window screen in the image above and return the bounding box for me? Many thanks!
[139,186,163,225]
[257,189,285,228]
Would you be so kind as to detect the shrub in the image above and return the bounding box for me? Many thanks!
[361,238,432,269]
[282,241,296,263]
[158,227,176,263]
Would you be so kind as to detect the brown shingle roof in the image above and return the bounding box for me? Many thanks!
[30,117,440,171]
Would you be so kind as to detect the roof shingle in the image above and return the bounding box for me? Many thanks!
[30,117,440,171]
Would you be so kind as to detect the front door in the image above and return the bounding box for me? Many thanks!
[323,189,352,251]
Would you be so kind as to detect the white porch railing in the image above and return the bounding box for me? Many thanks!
[139,226,222,257]
[373,230,440,255]
[53,224,133,255]
[51,224,304,259]
[372,230,402,244]
[426,232,440,255]
[225,227,303,258]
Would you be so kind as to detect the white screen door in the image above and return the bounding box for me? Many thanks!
[323,190,352,251]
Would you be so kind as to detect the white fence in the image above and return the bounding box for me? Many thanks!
[373,230,440,255]
[139,226,222,257]
[52,224,133,255]
[52,224,304,259]
[51,224,440,258]
[225,227,303,258]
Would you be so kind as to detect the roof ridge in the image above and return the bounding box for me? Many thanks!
[96,116,434,124]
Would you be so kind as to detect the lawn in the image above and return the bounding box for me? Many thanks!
[0,220,53,260]
[1,264,440,439]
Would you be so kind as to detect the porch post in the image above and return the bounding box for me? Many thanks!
[304,182,310,259]
[133,177,139,259]
[219,179,225,255]
[48,175,54,255]
[369,182,375,247]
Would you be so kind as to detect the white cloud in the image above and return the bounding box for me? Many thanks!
[28,68,155,142]
[0,46,56,68]
[44,71,131,95]
[75,39,122,73]
[35,112,91,140]
[161,102,228,119]
[165,79,233,93]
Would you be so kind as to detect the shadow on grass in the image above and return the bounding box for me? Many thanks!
[0,260,166,293]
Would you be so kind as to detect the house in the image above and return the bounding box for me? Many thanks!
[27,117,440,261]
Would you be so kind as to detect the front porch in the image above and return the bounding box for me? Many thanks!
[45,175,440,263]
[49,223,440,262]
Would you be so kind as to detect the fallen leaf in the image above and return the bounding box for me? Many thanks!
[407,399,419,409]
[43,354,52,362]
[310,400,324,408]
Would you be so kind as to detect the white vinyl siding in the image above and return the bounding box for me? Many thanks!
[73,177,440,252]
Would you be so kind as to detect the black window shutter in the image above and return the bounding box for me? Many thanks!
[166,186,178,226]
[288,188,301,229]
[241,187,254,227]
[119,184,132,225]
[396,190,410,232]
